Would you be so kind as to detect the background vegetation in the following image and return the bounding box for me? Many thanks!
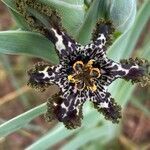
[0,0,149,149]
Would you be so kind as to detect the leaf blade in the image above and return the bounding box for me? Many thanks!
[108,0,150,60]
[0,103,46,138]
[0,31,58,63]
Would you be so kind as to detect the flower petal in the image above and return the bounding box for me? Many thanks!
[100,58,150,87]
[89,89,121,123]
[92,59,119,87]
[97,58,140,86]
[45,89,87,129]
[79,20,115,61]
[50,28,80,63]
[120,58,150,86]
[27,62,65,91]
[78,20,115,61]
[92,20,115,48]
[93,97,122,123]
[79,44,106,62]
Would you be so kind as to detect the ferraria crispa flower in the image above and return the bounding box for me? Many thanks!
[16,0,149,129]
[27,20,149,129]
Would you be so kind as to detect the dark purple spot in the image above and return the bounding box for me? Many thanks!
[102,39,105,44]
[112,71,126,76]
[125,68,144,79]
[61,49,68,56]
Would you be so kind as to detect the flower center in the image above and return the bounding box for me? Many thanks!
[68,60,101,91]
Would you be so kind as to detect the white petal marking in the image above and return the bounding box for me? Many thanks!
[99,102,109,108]
[51,28,66,51]
[39,66,50,79]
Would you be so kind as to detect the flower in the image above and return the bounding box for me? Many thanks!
[28,20,150,129]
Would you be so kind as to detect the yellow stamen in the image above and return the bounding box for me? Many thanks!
[88,84,97,91]
[73,61,84,71]
[68,75,79,83]
[86,59,95,68]
[90,68,101,78]
[68,75,76,83]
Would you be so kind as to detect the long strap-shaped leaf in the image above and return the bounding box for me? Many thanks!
[0,31,58,63]
[26,110,101,150]
[0,103,46,138]
[76,0,107,44]
[108,0,150,61]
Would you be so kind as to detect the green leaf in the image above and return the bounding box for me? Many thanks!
[114,81,135,106]
[26,125,79,150]
[63,0,84,5]
[109,0,136,32]
[2,0,84,37]
[82,110,101,128]
[108,0,150,60]
[37,0,85,36]
[0,103,46,138]
[0,31,58,63]
[61,124,116,150]
[141,40,150,60]
[121,0,150,58]
[26,108,101,150]
[76,0,107,44]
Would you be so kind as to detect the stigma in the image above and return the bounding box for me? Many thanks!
[68,60,101,91]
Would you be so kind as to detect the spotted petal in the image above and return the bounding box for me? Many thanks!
[45,89,87,129]
[103,58,148,87]
[79,44,106,62]
[49,28,80,63]
[96,58,141,86]
[89,88,121,123]
[27,62,66,91]
[120,58,150,86]
[79,20,115,61]
[92,20,115,48]
[93,96,122,123]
